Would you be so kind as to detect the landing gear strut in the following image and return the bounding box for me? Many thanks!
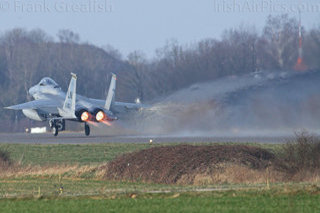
[52,125,58,136]
[84,123,90,136]
[49,119,65,137]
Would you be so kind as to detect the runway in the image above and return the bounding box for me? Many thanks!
[0,133,290,144]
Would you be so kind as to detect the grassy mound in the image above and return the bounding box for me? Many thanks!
[104,145,275,184]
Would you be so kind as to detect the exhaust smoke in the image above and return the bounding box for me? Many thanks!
[93,70,320,137]
[132,70,320,137]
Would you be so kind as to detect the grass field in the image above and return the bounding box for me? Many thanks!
[0,142,319,212]
[0,189,319,213]
[0,142,281,166]
[0,143,154,165]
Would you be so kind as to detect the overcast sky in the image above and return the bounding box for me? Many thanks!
[0,0,319,58]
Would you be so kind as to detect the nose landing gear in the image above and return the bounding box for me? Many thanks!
[49,119,65,137]
[52,125,59,136]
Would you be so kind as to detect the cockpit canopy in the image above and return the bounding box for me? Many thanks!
[39,78,60,88]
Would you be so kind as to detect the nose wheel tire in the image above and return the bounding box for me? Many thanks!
[52,125,58,136]
[84,123,90,136]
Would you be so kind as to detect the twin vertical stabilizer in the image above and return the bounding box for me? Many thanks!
[58,72,116,119]
[104,73,116,111]
[58,73,77,118]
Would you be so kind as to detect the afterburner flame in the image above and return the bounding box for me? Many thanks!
[96,111,106,122]
[81,111,90,122]
[101,120,112,126]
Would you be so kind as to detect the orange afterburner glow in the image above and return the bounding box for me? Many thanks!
[96,111,106,122]
[101,120,112,126]
[81,111,90,122]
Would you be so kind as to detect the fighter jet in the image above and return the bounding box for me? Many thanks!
[5,73,142,136]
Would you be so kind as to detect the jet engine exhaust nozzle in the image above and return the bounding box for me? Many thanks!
[81,111,91,122]
[96,110,106,122]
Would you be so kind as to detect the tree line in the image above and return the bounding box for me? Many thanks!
[0,14,319,131]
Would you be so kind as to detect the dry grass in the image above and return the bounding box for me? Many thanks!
[1,134,320,185]
[0,164,103,179]
[177,163,288,185]
[292,170,320,182]
[178,165,320,185]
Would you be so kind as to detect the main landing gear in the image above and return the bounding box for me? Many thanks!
[84,123,90,136]
[49,119,90,137]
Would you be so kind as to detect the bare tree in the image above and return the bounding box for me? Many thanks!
[263,14,299,69]
[127,51,147,101]
[304,28,320,69]
[102,44,123,60]
[57,29,80,44]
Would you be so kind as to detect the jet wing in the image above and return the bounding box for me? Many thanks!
[5,99,60,110]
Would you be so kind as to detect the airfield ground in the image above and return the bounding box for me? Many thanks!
[0,140,319,212]
[0,132,290,144]
[0,187,319,213]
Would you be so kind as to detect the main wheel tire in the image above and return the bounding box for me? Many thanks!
[84,124,90,136]
[52,126,58,136]
[57,119,65,131]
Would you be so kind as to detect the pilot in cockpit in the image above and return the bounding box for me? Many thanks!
[39,78,60,88]
[28,77,62,99]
